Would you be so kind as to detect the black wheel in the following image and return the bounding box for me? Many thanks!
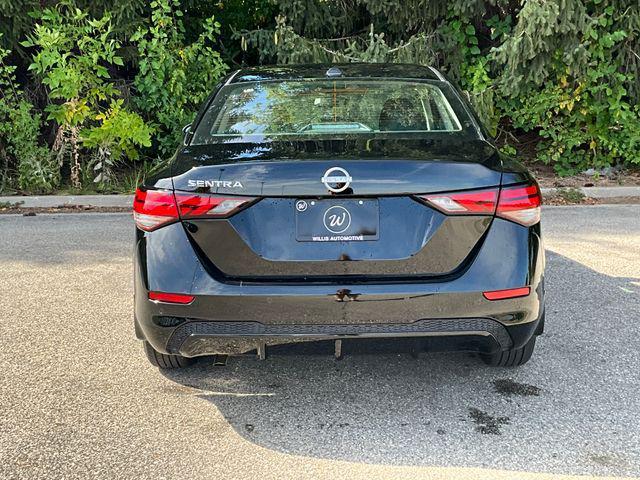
[143,341,194,369]
[481,336,537,367]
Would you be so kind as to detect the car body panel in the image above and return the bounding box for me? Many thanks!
[188,205,491,278]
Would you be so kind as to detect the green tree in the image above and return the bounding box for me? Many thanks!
[495,1,640,171]
[236,0,640,173]
[22,2,152,189]
[131,0,228,155]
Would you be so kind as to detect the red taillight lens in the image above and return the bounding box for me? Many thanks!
[148,291,195,304]
[175,193,255,219]
[420,183,541,227]
[133,188,179,231]
[421,188,498,215]
[483,287,531,300]
[496,184,541,226]
[133,189,255,231]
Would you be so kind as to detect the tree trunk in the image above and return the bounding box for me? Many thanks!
[69,126,80,189]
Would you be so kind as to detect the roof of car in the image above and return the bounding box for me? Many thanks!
[230,63,444,83]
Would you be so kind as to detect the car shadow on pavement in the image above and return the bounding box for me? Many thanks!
[162,251,640,477]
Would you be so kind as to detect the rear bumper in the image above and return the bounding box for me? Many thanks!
[134,218,545,357]
[159,317,541,357]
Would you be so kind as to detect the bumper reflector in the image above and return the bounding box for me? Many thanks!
[483,287,531,301]
[148,291,195,305]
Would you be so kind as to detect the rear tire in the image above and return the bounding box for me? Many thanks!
[481,336,536,367]
[143,341,194,369]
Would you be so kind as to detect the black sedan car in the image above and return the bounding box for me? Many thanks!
[133,64,544,369]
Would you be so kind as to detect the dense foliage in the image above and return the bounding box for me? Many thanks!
[0,0,638,193]
[237,0,639,174]
[131,0,227,155]
[0,35,53,192]
[22,3,153,187]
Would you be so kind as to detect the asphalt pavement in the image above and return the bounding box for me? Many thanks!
[0,205,639,480]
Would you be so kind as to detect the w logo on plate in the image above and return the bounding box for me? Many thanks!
[329,213,346,227]
[323,206,351,234]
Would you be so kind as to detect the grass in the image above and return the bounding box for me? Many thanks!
[556,187,586,203]
[0,200,25,208]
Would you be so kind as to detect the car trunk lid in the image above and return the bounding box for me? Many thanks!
[171,138,502,280]
[172,138,501,196]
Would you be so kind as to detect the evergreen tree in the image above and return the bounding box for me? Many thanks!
[237,0,640,171]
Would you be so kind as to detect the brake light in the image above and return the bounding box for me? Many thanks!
[148,291,195,304]
[133,188,179,231]
[496,184,541,226]
[421,188,498,214]
[133,188,255,231]
[420,183,541,227]
[483,287,531,300]
[175,193,254,219]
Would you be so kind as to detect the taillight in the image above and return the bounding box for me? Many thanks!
[496,184,541,226]
[419,183,541,227]
[175,193,255,219]
[133,188,179,231]
[132,188,255,231]
[420,188,498,215]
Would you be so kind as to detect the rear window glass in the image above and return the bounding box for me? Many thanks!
[192,80,462,143]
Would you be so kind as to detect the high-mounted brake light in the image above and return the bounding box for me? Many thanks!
[496,184,542,227]
[148,291,195,304]
[133,188,255,231]
[421,189,498,214]
[483,287,531,301]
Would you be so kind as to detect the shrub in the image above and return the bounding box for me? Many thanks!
[22,2,152,189]
[82,99,154,185]
[4,0,640,188]
[499,7,640,174]
[0,35,54,193]
[131,0,228,155]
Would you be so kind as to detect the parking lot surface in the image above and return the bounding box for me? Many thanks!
[0,205,639,479]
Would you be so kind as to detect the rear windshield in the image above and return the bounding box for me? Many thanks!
[192,79,463,144]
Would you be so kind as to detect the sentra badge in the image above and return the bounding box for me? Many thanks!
[188,180,244,188]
